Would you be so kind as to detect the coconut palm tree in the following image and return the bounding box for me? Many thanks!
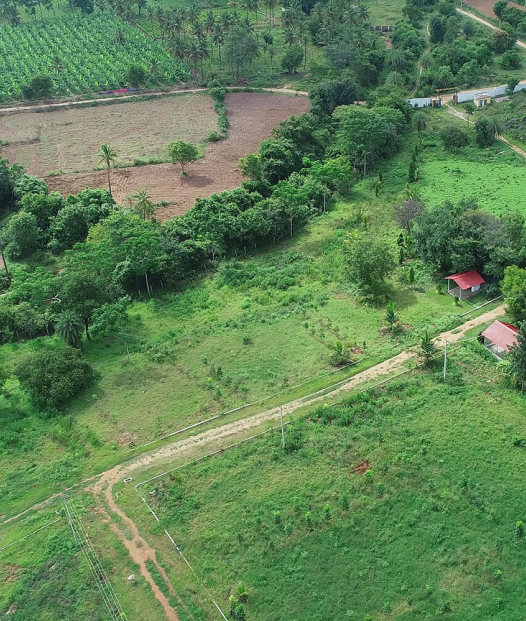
[55,310,84,348]
[132,189,156,220]
[413,112,427,133]
[283,27,296,46]
[211,24,225,65]
[98,144,118,203]
[418,329,437,366]
[263,0,277,24]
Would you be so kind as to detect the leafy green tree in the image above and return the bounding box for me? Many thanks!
[475,118,499,147]
[224,25,259,79]
[15,347,94,411]
[307,157,352,193]
[132,188,156,220]
[506,76,520,93]
[55,310,84,348]
[13,174,48,199]
[493,28,514,53]
[0,158,14,210]
[20,191,64,230]
[281,46,303,73]
[309,77,357,116]
[429,15,447,43]
[91,300,133,362]
[508,323,526,393]
[126,64,148,87]
[98,144,118,202]
[502,266,526,324]
[259,138,302,184]
[2,211,42,259]
[441,126,470,151]
[168,141,199,174]
[494,0,508,20]
[413,112,427,133]
[238,153,262,180]
[21,74,53,99]
[48,203,89,252]
[344,231,395,290]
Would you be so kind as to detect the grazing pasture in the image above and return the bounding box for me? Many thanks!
[143,344,526,621]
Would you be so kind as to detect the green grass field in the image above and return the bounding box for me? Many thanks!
[2,106,523,516]
[138,343,526,621]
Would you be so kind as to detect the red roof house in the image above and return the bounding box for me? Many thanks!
[444,271,485,299]
[481,320,518,358]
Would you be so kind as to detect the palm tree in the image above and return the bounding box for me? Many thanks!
[413,112,427,133]
[263,0,277,24]
[132,189,156,220]
[296,18,309,69]
[488,119,502,139]
[98,144,118,203]
[283,27,296,46]
[55,310,84,348]
[384,302,399,330]
[418,329,437,366]
[211,24,225,65]
[205,9,216,33]
[358,4,370,22]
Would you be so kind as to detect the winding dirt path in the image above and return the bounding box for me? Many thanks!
[456,7,526,48]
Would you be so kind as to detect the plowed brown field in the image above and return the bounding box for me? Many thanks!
[464,0,524,18]
[45,92,310,219]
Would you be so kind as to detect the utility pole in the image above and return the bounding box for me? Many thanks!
[443,338,448,380]
[280,405,285,449]
[0,229,10,283]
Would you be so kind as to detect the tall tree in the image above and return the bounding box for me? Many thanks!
[132,188,156,220]
[55,310,84,348]
[98,144,118,203]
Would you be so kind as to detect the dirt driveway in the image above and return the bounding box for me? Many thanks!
[46,92,311,219]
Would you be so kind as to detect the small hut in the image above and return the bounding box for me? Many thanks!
[474,93,491,108]
[444,271,485,300]
[481,320,518,359]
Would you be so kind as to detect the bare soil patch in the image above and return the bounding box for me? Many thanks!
[353,460,371,475]
[464,0,524,18]
[0,93,216,176]
[45,92,311,219]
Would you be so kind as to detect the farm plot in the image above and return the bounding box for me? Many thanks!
[0,14,188,102]
[46,92,311,217]
[142,349,526,621]
[464,0,524,18]
[0,93,217,176]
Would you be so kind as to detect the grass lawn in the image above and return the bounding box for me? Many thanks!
[475,90,526,152]
[416,108,526,215]
[139,343,526,621]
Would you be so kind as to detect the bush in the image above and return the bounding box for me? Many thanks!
[126,64,148,87]
[208,131,222,142]
[2,211,42,259]
[21,74,54,100]
[281,46,303,74]
[441,126,470,151]
[501,51,521,70]
[15,347,95,412]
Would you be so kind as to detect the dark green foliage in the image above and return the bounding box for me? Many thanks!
[429,15,447,43]
[507,323,526,393]
[281,46,303,73]
[19,191,64,230]
[308,77,357,116]
[475,118,498,147]
[71,0,94,13]
[494,0,509,20]
[440,126,470,151]
[21,74,54,99]
[259,138,303,184]
[0,158,14,210]
[13,174,48,199]
[48,204,89,252]
[55,310,84,347]
[502,266,526,324]
[2,211,42,259]
[501,51,521,70]
[224,25,259,79]
[344,231,395,291]
[126,64,148,87]
[15,346,94,411]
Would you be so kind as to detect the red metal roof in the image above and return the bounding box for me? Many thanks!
[444,271,485,289]
[481,320,519,352]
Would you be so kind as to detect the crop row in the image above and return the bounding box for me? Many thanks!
[0,13,189,101]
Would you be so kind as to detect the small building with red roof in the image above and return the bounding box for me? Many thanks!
[481,320,518,359]
[444,271,485,300]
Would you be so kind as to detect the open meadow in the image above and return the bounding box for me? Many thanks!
[122,343,526,621]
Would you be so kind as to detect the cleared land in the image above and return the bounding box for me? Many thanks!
[464,0,524,18]
[0,93,216,176]
[138,344,526,621]
[45,92,311,217]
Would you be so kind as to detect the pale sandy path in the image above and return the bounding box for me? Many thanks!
[456,7,526,48]
[0,86,308,116]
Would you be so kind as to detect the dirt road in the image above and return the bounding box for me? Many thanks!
[456,7,526,48]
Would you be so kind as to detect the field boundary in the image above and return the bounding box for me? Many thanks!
[0,86,309,117]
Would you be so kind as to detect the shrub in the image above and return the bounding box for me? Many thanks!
[21,74,54,100]
[126,64,148,87]
[15,347,95,412]
[501,51,521,70]
[2,211,42,259]
[441,126,470,151]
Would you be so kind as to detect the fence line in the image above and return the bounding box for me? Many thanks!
[460,295,502,317]
[0,518,61,554]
